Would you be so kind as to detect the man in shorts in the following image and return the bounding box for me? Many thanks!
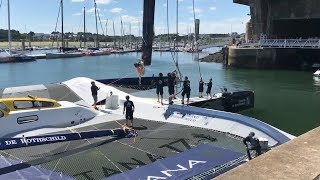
[91,81,100,110]
[123,95,135,127]
[181,76,191,105]
[156,73,164,105]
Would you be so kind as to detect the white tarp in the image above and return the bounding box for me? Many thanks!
[2,85,50,98]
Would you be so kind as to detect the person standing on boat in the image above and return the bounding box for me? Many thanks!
[123,95,135,127]
[134,59,145,85]
[91,81,100,110]
[156,73,164,105]
[199,78,204,98]
[243,132,262,160]
[181,76,191,105]
[206,78,213,99]
[168,73,175,98]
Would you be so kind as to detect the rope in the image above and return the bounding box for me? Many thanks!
[48,141,71,177]
[192,0,202,79]
[97,8,105,36]
[51,2,61,48]
[66,125,123,173]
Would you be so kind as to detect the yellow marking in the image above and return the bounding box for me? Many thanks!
[0,97,61,112]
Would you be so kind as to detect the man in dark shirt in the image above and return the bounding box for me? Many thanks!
[167,73,175,97]
[243,132,262,160]
[206,78,213,99]
[181,76,191,105]
[123,95,135,127]
[156,73,164,105]
[91,81,100,110]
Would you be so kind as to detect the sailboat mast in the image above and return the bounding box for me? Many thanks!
[166,0,170,49]
[7,0,11,55]
[83,7,86,47]
[112,20,116,48]
[94,0,99,48]
[120,18,123,48]
[175,0,178,50]
[61,0,64,49]
[105,19,108,36]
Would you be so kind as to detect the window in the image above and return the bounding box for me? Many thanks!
[39,101,54,108]
[17,115,38,124]
[0,102,9,112]
[14,101,33,109]
[0,110,3,118]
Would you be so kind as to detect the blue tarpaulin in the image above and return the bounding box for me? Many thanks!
[107,144,243,180]
[0,156,72,179]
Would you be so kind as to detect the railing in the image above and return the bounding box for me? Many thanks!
[259,39,320,49]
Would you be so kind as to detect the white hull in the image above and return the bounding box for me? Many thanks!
[1,77,295,147]
[0,101,97,137]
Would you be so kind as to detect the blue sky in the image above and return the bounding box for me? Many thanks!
[0,0,249,35]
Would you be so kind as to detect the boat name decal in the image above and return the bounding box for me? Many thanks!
[3,136,67,146]
[147,160,207,180]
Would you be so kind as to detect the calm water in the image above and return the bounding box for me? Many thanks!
[0,48,319,136]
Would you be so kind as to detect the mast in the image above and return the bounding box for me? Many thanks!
[7,0,11,55]
[129,22,132,49]
[120,17,123,48]
[61,0,64,49]
[94,0,99,48]
[166,0,170,49]
[105,19,108,37]
[83,6,86,47]
[105,19,108,46]
[112,20,116,48]
[175,0,178,50]
[142,0,155,65]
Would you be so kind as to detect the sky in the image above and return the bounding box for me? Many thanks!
[0,0,250,36]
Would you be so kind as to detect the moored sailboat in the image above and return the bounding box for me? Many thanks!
[0,0,35,63]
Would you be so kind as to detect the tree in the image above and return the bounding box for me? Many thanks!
[28,31,35,41]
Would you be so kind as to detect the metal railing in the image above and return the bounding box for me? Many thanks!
[259,39,320,49]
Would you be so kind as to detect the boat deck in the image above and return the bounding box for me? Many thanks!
[0,118,246,179]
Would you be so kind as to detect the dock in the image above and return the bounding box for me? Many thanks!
[215,127,320,180]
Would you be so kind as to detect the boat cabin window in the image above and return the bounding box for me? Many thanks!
[0,110,3,118]
[13,100,34,109]
[0,102,10,113]
[34,101,54,108]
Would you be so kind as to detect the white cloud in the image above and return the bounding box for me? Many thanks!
[71,0,85,2]
[188,6,203,14]
[110,8,123,13]
[87,7,100,13]
[96,0,113,4]
[210,6,217,10]
[72,12,82,16]
[121,15,140,24]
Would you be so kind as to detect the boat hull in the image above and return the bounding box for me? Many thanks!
[0,101,97,137]
[46,52,83,59]
[0,56,36,63]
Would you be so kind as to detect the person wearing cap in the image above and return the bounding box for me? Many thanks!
[91,81,100,110]
[206,78,213,99]
[243,132,262,159]
[123,95,135,127]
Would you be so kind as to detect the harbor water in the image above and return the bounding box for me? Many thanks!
[0,48,319,136]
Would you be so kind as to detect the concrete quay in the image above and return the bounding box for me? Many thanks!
[216,127,320,180]
[226,46,320,70]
